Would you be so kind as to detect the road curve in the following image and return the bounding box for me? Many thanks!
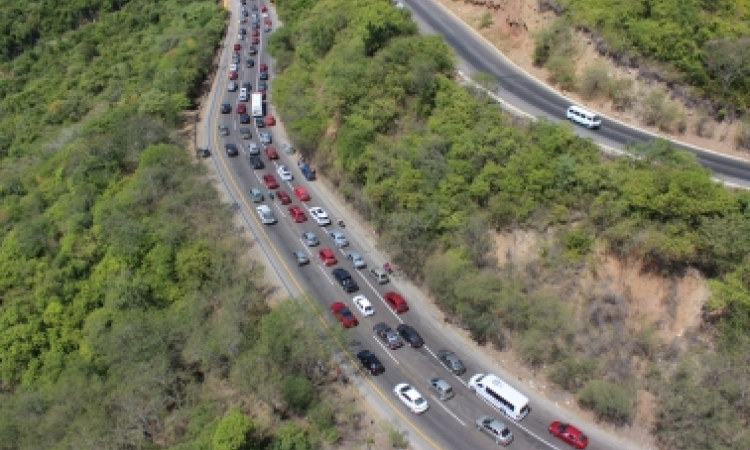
[403,0,750,187]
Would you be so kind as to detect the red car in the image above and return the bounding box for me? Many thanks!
[261,4,267,12]
[549,422,588,449]
[288,205,307,222]
[259,62,268,71]
[330,301,358,328]
[318,248,337,266]
[293,187,310,201]
[264,17,272,26]
[277,190,291,204]
[265,114,276,126]
[252,29,259,37]
[237,104,246,114]
[229,70,238,80]
[262,174,278,189]
[252,37,260,45]
[384,292,409,314]
[233,43,241,51]
[265,145,278,159]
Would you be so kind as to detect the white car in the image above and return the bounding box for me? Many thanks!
[277,165,293,181]
[328,230,348,247]
[352,295,374,316]
[308,207,331,226]
[230,63,238,72]
[256,205,276,225]
[394,383,428,414]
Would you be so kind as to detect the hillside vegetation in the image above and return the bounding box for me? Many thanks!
[271,0,750,448]
[0,1,354,449]
[557,0,750,111]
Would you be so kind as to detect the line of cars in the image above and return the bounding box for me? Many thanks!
[221,2,592,449]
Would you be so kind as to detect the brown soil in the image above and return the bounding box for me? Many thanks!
[434,0,750,162]
[492,230,710,448]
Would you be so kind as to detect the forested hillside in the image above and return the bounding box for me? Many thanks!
[557,0,750,110]
[0,1,352,449]
[270,0,750,448]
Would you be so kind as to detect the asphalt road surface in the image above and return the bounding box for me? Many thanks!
[202,2,645,450]
[402,0,750,188]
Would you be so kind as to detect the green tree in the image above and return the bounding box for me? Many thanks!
[213,408,256,450]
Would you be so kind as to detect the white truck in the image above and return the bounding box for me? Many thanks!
[251,92,263,117]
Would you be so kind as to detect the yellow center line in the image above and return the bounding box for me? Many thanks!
[208,17,447,450]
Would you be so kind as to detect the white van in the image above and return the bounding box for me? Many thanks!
[566,105,601,129]
[468,374,530,421]
[239,88,248,102]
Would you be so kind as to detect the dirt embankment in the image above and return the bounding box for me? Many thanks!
[491,229,710,447]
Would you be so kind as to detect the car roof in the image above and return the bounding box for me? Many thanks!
[257,205,270,212]
[430,378,451,389]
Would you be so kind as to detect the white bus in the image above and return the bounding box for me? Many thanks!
[251,92,263,117]
[468,374,530,421]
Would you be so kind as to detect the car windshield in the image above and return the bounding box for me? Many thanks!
[502,429,511,437]
[414,397,425,405]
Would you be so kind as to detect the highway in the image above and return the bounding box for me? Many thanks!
[402,0,750,187]
[202,2,643,450]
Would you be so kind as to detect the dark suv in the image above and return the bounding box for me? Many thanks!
[332,268,358,293]
[357,350,384,375]
[396,324,424,348]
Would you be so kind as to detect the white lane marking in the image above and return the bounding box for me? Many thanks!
[317,265,334,285]
[429,395,466,427]
[300,241,313,256]
[359,275,403,323]
[253,171,263,183]
[373,336,400,365]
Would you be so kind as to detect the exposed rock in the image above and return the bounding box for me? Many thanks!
[538,0,566,15]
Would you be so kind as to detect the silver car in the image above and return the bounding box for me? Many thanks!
[369,267,389,284]
[437,350,466,375]
[475,416,513,445]
[228,81,238,92]
[292,250,309,265]
[346,251,366,269]
[328,230,348,247]
[246,142,260,155]
[259,131,272,144]
[301,231,319,246]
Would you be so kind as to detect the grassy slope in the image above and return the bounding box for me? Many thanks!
[560,0,750,105]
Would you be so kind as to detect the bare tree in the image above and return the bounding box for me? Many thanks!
[703,38,750,122]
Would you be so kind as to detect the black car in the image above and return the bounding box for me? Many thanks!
[248,155,264,169]
[251,4,258,11]
[239,113,251,124]
[246,59,254,68]
[248,45,257,55]
[221,103,231,114]
[255,117,265,128]
[240,128,252,139]
[259,70,268,80]
[240,27,247,35]
[241,82,252,91]
[356,350,384,375]
[225,143,239,157]
[332,268,358,293]
[396,324,424,348]
[258,81,268,91]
